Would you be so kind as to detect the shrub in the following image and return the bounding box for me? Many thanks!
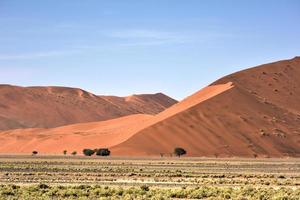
[95,148,111,156]
[83,149,95,156]
[63,150,67,155]
[32,151,38,156]
[140,185,150,191]
[71,151,77,156]
[278,175,285,179]
[38,183,50,189]
[174,147,186,157]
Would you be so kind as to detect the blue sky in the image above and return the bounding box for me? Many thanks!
[0,0,299,99]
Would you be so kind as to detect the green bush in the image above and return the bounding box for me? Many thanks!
[82,149,95,156]
[174,147,187,157]
[95,148,111,156]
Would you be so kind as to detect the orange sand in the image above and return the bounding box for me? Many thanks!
[0,114,153,153]
[0,85,177,130]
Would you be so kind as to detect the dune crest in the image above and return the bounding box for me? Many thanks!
[0,85,177,130]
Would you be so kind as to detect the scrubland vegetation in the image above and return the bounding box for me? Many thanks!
[0,156,299,199]
[1,184,299,200]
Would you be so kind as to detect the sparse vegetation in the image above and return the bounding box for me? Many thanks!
[0,156,299,199]
[0,184,299,199]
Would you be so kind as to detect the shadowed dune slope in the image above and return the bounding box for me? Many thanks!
[111,57,300,157]
[0,85,177,130]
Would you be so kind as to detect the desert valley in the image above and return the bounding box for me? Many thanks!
[1,1,300,199]
[0,57,300,199]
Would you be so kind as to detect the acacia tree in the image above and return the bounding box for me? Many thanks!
[174,147,186,157]
[83,149,95,156]
[95,148,110,156]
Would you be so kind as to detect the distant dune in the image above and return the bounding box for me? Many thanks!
[0,57,300,157]
[0,85,177,130]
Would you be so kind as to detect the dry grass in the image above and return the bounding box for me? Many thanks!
[0,155,299,199]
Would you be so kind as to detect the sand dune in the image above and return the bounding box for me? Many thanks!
[1,57,300,157]
[0,85,177,130]
[0,114,153,153]
[111,57,300,157]
[0,82,233,154]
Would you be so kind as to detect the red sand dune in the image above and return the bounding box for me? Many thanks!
[111,57,300,157]
[0,85,177,130]
[1,57,300,157]
[0,82,233,154]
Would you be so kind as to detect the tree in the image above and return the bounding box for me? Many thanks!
[32,151,38,156]
[174,147,186,157]
[83,149,95,156]
[95,148,110,156]
[63,150,67,155]
[71,151,77,156]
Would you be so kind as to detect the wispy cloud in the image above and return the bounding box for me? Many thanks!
[0,28,233,60]
[105,29,190,45]
[0,50,80,60]
[103,29,232,47]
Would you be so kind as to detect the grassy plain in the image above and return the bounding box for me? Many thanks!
[0,155,299,199]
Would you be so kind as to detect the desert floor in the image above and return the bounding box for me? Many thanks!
[0,155,299,199]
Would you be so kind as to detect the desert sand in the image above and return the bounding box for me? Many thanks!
[0,114,153,153]
[112,57,300,157]
[0,57,300,157]
[0,82,232,154]
[0,85,177,130]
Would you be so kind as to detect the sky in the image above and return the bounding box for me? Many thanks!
[0,0,299,100]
